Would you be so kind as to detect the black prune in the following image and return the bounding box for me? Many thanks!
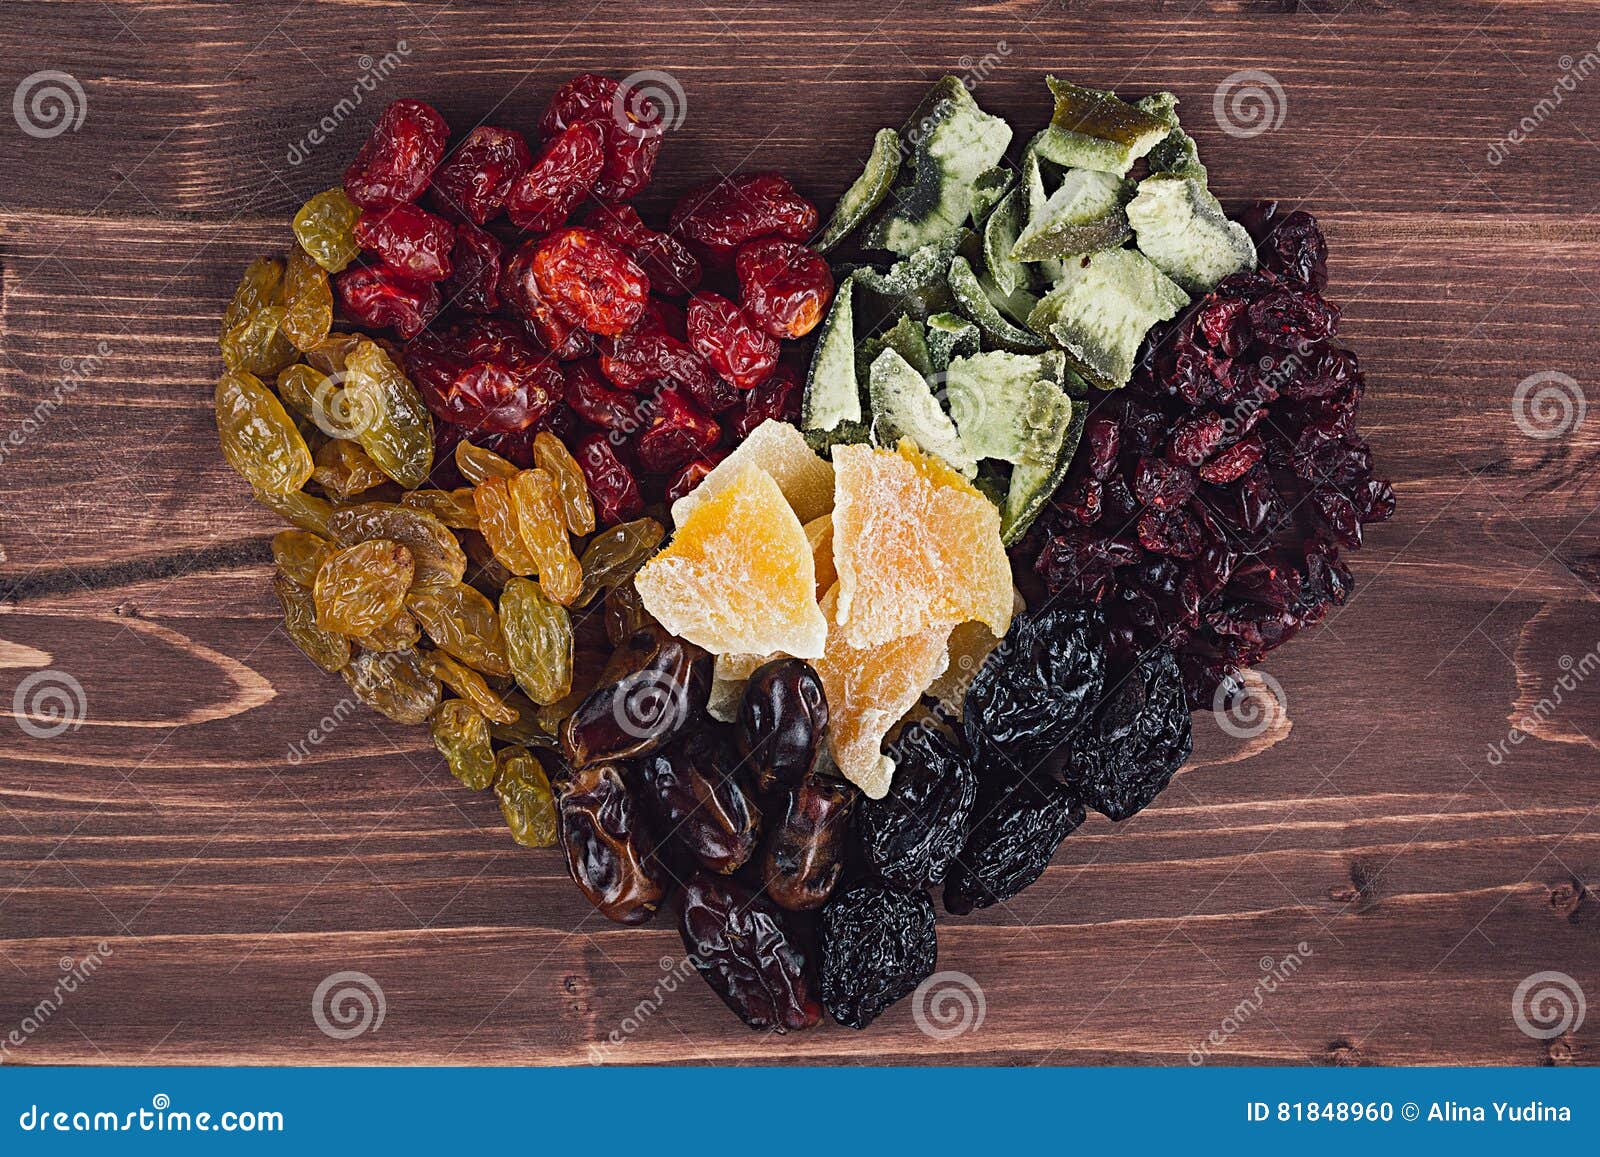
[761,772,856,911]
[736,658,828,795]
[819,883,937,1029]
[678,871,821,1032]
[1055,648,1192,821]
[557,761,666,925]
[636,728,761,874]
[942,778,1084,916]
[856,722,977,889]
[561,624,710,767]
[962,604,1106,778]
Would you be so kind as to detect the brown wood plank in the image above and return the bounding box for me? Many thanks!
[1,0,1597,1067]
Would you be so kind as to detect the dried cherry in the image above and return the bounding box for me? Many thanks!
[735,239,834,339]
[334,265,441,338]
[505,121,604,232]
[353,203,455,282]
[530,228,649,337]
[428,125,530,224]
[686,291,778,389]
[343,99,449,210]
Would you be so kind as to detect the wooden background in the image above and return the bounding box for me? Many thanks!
[0,0,1597,1066]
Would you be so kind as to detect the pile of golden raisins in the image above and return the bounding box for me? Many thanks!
[216,240,665,848]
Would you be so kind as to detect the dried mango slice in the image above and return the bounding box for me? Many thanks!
[803,514,836,598]
[830,439,1012,650]
[669,419,834,528]
[636,464,828,659]
[814,586,950,799]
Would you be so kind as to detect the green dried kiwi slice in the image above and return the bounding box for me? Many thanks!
[814,128,903,253]
[1010,169,1132,262]
[1026,246,1189,390]
[867,347,976,478]
[1031,76,1172,176]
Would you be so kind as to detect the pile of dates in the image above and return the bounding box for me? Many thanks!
[548,598,1182,1032]
[1017,204,1395,710]
[304,82,833,522]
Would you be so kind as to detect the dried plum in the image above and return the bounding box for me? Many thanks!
[942,778,1084,916]
[819,884,937,1029]
[678,872,821,1032]
[856,722,976,889]
[1055,648,1192,820]
[962,604,1106,779]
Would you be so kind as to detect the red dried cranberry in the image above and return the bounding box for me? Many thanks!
[1198,436,1263,483]
[334,264,441,338]
[1248,289,1339,348]
[636,388,723,474]
[1166,413,1225,467]
[1351,478,1395,524]
[505,120,604,232]
[685,292,778,389]
[530,228,649,337]
[353,203,455,282]
[1259,210,1328,292]
[428,125,530,224]
[539,72,665,203]
[404,321,562,434]
[664,450,729,504]
[1082,414,1121,480]
[669,173,819,252]
[1055,475,1103,525]
[600,318,720,399]
[1311,485,1362,548]
[439,221,502,314]
[343,99,449,210]
[574,431,644,525]
[735,239,835,339]
[1194,297,1249,356]
[565,359,655,433]
[1133,457,1196,511]
[1136,509,1203,559]
[728,365,802,440]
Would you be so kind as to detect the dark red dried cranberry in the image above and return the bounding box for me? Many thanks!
[505,120,604,232]
[1082,414,1121,480]
[564,360,654,433]
[1134,457,1197,511]
[636,388,722,474]
[1259,209,1328,292]
[1351,478,1395,524]
[574,431,644,526]
[735,239,835,339]
[1166,413,1225,467]
[686,292,778,389]
[1137,509,1204,559]
[334,264,440,338]
[1248,289,1339,348]
[530,227,649,336]
[669,173,819,251]
[353,203,455,283]
[343,99,449,210]
[664,450,729,504]
[1198,436,1263,483]
[1055,475,1102,525]
[439,221,502,314]
[728,365,802,440]
[428,125,530,224]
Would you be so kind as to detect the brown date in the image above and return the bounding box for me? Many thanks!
[560,624,710,768]
[761,772,857,911]
[636,729,761,875]
[557,761,665,925]
[677,872,821,1033]
[735,658,828,795]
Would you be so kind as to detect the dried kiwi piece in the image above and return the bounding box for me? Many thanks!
[814,127,902,253]
[1027,247,1188,389]
[1032,76,1171,176]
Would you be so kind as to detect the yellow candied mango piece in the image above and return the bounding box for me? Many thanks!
[813,586,951,799]
[635,464,828,659]
[669,419,835,528]
[830,439,1012,650]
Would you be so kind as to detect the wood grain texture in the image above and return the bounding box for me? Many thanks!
[0,0,1597,1066]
